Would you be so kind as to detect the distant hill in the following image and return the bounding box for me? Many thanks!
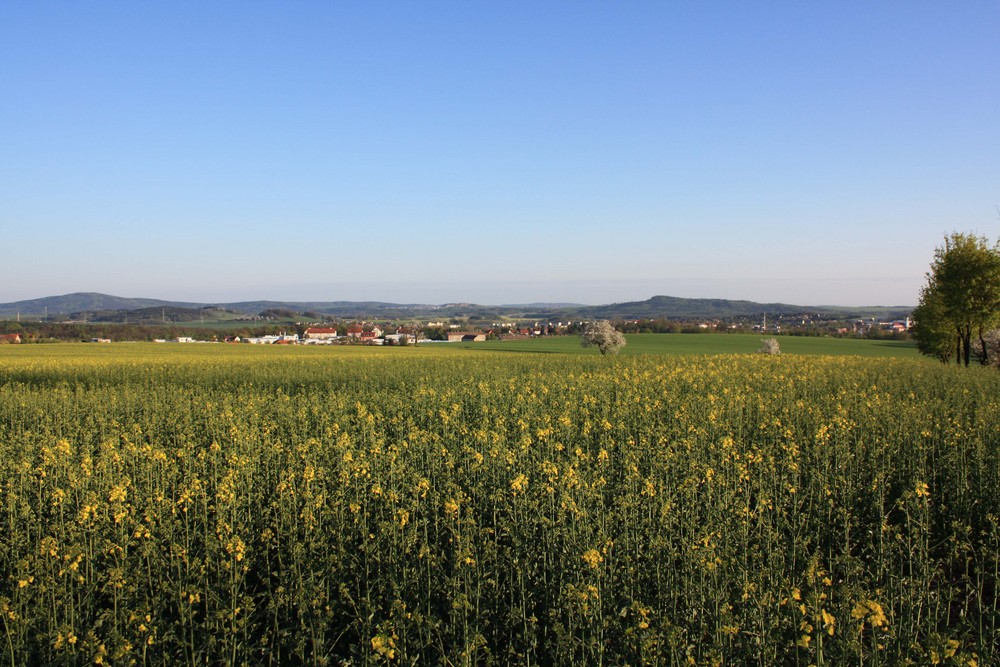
[499,302,587,309]
[224,301,435,319]
[578,295,800,319]
[0,292,913,322]
[0,292,202,318]
[71,305,244,324]
[577,295,912,321]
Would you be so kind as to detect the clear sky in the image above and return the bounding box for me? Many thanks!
[2,2,998,307]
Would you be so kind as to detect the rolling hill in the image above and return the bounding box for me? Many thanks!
[0,292,913,323]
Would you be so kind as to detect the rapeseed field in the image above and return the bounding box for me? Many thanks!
[1,345,997,665]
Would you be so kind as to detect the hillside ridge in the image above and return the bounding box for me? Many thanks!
[0,292,914,321]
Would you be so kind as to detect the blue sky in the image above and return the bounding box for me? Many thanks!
[2,2,997,306]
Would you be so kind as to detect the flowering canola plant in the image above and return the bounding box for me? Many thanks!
[0,343,998,666]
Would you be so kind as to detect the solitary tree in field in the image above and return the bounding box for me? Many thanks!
[580,320,626,355]
[758,338,781,355]
[912,232,1000,366]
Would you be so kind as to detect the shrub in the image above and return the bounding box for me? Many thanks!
[758,337,781,355]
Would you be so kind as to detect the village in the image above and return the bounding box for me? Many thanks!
[0,314,914,346]
[186,321,570,345]
[159,317,913,345]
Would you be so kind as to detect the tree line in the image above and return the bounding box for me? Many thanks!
[0,321,308,343]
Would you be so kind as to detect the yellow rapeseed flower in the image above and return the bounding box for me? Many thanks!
[510,473,528,494]
[109,484,127,504]
[821,609,836,636]
[582,549,603,570]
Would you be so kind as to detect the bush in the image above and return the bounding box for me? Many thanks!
[758,337,781,355]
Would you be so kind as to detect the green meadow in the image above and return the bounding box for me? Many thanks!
[457,333,922,358]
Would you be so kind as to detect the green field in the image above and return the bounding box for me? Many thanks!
[457,333,921,358]
[1,344,995,666]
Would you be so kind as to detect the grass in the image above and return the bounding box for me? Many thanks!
[0,334,921,362]
[454,333,922,358]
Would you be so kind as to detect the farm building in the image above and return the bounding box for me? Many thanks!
[304,327,340,340]
[346,324,383,339]
[384,334,415,345]
[447,332,487,342]
[246,333,300,344]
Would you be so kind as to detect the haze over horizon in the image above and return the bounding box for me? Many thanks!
[2,3,997,308]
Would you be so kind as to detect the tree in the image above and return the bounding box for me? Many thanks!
[912,232,1000,366]
[911,281,956,363]
[423,326,446,341]
[580,320,626,355]
[758,338,781,355]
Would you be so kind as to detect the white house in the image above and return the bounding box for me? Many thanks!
[304,327,340,340]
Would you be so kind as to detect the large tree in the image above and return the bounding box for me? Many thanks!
[580,320,627,355]
[912,232,1000,366]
